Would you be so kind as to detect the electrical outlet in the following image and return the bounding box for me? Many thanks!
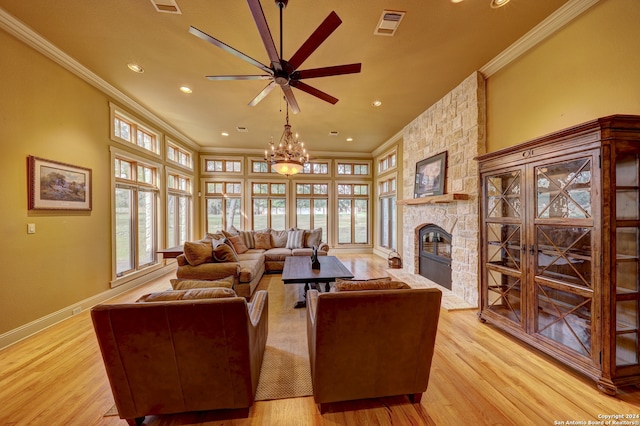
[72,307,82,315]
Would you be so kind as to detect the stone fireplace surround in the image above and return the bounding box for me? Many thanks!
[401,72,486,307]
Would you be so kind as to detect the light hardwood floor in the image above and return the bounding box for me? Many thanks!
[1,254,639,425]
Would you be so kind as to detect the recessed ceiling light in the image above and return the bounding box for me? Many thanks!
[490,0,510,8]
[179,86,192,94]
[127,63,144,73]
[372,100,382,107]
[451,0,464,3]
[221,132,229,137]
[346,138,353,142]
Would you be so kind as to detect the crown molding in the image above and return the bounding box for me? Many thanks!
[0,7,200,150]
[480,0,600,77]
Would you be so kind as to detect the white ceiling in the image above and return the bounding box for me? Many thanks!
[0,0,570,155]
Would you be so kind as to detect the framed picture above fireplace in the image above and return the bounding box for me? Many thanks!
[414,151,446,198]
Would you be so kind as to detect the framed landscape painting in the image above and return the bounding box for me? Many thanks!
[28,156,92,210]
[414,152,447,198]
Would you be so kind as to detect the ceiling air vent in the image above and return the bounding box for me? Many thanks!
[236,126,248,133]
[374,10,405,36]
[149,0,181,14]
[329,131,339,136]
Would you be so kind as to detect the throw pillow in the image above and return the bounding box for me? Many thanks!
[183,240,213,266]
[228,235,249,254]
[270,229,289,248]
[286,229,305,249]
[170,275,235,290]
[136,287,237,302]
[213,242,240,262]
[335,277,411,291]
[203,232,225,241]
[239,230,255,249]
[254,232,272,249]
[303,228,322,248]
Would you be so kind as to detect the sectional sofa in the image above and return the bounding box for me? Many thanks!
[175,228,329,298]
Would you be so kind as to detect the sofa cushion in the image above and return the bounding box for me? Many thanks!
[136,287,237,302]
[270,229,289,248]
[286,229,305,249]
[228,235,249,254]
[213,242,239,262]
[238,256,265,283]
[237,251,265,261]
[183,240,213,266]
[254,232,272,249]
[170,275,235,290]
[303,228,323,248]
[263,247,292,262]
[292,248,326,256]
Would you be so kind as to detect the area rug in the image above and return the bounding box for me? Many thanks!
[254,275,313,401]
[386,268,476,311]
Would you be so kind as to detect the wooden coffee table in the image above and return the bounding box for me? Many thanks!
[282,256,354,308]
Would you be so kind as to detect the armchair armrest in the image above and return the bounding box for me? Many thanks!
[247,290,269,393]
[247,290,268,327]
[318,243,329,253]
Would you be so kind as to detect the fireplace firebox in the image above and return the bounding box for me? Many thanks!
[418,225,452,290]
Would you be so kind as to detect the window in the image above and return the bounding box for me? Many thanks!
[167,171,192,247]
[337,183,370,244]
[112,110,160,155]
[296,183,329,241]
[204,180,242,232]
[204,158,242,173]
[114,156,160,277]
[379,177,397,250]
[337,162,370,176]
[378,152,397,173]
[251,160,272,173]
[252,182,287,230]
[301,162,329,175]
[167,141,193,170]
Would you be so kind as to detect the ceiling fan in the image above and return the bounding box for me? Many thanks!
[189,0,362,113]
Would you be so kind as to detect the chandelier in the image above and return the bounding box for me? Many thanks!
[265,104,309,176]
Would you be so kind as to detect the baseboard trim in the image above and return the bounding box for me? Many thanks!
[0,265,175,351]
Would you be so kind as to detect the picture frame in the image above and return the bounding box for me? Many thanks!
[414,151,447,198]
[28,156,92,211]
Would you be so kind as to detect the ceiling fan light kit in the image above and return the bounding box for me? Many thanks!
[189,0,362,113]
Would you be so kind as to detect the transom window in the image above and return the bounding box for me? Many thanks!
[112,113,160,155]
[167,142,193,170]
[338,183,369,195]
[337,162,369,176]
[302,162,329,175]
[204,159,242,173]
[252,160,272,173]
[379,152,397,173]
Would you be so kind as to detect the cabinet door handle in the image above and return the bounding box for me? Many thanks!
[530,245,535,255]
[521,244,526,253]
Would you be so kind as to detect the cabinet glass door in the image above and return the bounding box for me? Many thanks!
[615,152,640,367]
[484,171,524,327]
[533,157,594,358]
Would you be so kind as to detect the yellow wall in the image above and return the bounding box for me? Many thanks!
[0,30,113,333]
[486,0,640,151]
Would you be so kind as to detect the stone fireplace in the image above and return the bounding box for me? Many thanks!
[401,72,486,307]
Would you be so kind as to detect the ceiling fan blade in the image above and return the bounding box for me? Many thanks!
[248,81,277,107]
[206,75,272,81]
[189,26,272,74]
[290,80,338,105]
[246,0,283,73]
[288,11,342,70]
[282,85,300,114]
[296,63,362,79]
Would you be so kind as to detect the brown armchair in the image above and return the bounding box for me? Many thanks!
[306,287,441,412]
[91,290,268,425]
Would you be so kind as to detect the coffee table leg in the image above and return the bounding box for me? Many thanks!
[294,283,310,309]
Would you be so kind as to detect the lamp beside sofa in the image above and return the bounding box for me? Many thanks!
[175,227,329,298]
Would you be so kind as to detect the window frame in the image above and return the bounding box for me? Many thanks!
[250,179,289,230]
[166,139,194,171]
[336,181,371,245]
[166,167,193,247]
[201,155,244,175]
[203,178,244,233]
[109,103,162,158]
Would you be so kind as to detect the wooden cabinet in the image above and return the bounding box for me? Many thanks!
[477,115,640,395]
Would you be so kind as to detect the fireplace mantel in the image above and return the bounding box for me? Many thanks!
[397,193,469,205]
